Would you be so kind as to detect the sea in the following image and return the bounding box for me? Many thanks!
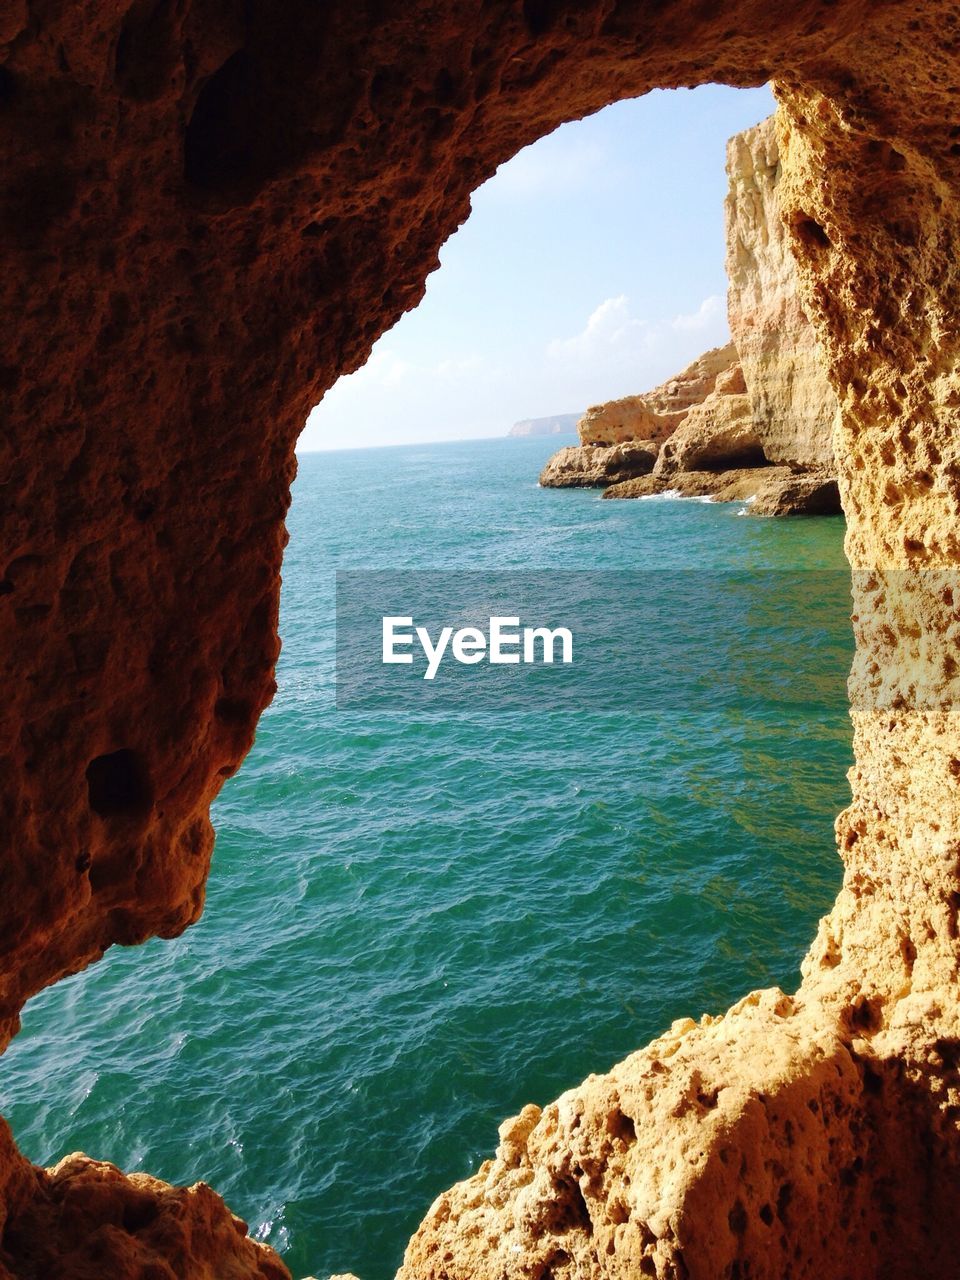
[0,436,853,1280]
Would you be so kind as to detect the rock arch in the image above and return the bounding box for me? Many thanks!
[2,1,960,1276]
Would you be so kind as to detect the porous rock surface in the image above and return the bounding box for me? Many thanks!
[611,355,841,513]
[3,2,960,1278]
[605,463,842,514]
[0,1119,287,1280]
[605,354,841,512]
[749,467,840,517]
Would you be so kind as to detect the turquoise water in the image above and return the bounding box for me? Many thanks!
[0,437,852,1279]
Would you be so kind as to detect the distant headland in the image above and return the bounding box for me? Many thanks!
[507,413,581,438]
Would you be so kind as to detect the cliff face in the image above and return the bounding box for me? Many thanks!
[549,111,840,502]
[3,3,960,1279]
[0,1119,288,1280]
[653,362,763,474]
[726,116,839,468]
[578,344,737,446]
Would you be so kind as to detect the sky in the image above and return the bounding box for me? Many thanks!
[299,83,776,452]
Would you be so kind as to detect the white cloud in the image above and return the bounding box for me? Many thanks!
[534,294,731,409]
[670,294,725,333]
[548,293,729,374]
[303,295,731,451]
[547,295,652,364]
[359,346,412,385]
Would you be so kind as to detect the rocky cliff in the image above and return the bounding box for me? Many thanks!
[3,3,960,1279]
[577,344,737,446]
[727,116,839,468]
[543,114,840,510]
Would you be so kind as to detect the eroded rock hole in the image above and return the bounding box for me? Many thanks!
[776,1181,794,1224]
[607,1107,637,1144]
[793,215,831,251]
[729,1201,748,1234]
[86,748,153,819]
[554,1174,592,1233]
[184,50,261,192]
[702,443,769,472]
[4,75,857,1280]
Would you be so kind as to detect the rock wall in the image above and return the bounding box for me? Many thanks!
[551,109,840,500]
[602,463,840,514]
[727,114,839,467]
[0,1119,288,1280]
[3,2,960,1278]
[653,361,763,474]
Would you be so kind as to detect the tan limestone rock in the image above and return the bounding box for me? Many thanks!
[577,344,738,446]
[600,473,662,499]
[653,381,764,476]
[749,467,841,515]
[0,1119,287,1280]
[401,61,960,1280]
[570,110,841,494]
[726,115,839,468]
[602,465,791,503]
[642,342,741,425]
[603,464,840,513]
[398,992,874,1280]
[539,441,659,488]
[576,396,672,447]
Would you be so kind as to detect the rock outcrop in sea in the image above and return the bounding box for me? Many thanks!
[538,440,659,487]
[541,115,841,515]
